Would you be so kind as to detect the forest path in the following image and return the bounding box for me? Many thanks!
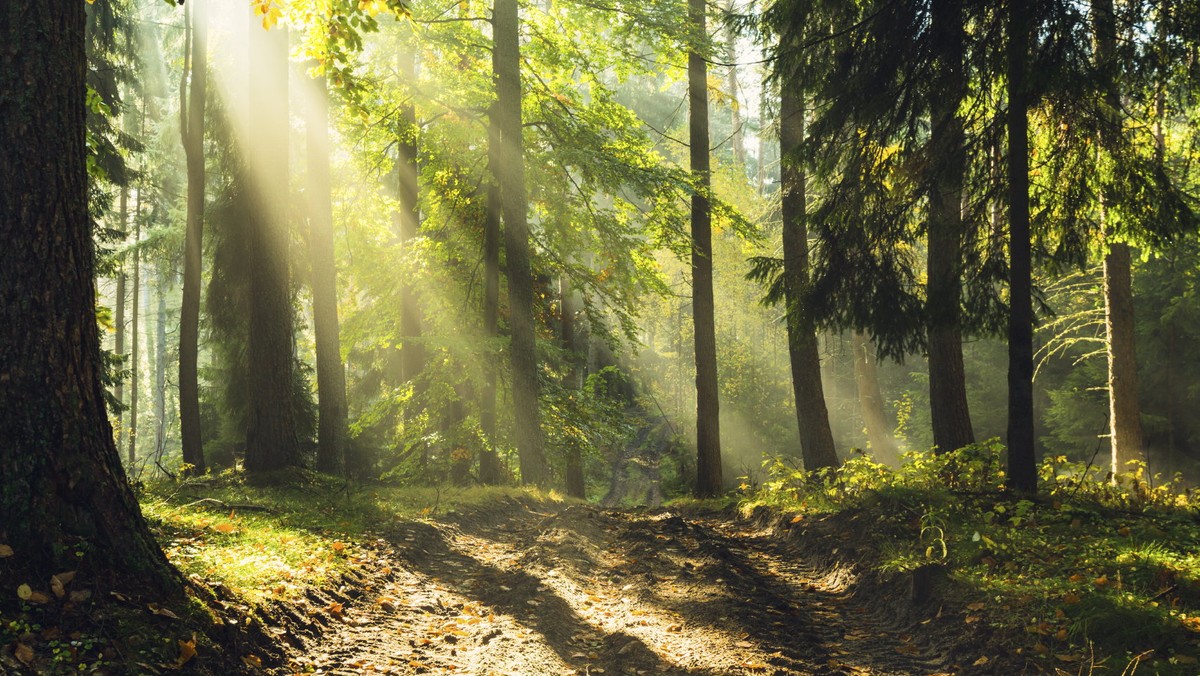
[280,500,960,675]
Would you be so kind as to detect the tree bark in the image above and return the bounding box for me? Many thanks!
[779,86,839,471]
[724,0,746,168]
[1093,0,1145,477]
[494,0,548,485]
[927,0,975,454]
[153,270,167,462]
[244,19,300,472]
[114,205,128,447]
[852,331,901,467]
[1006,0,1037,492]
[0,0,181,596]
[308,73,348,475]
[128,181,141,468]
[561,274,586,498]
[179,0,207,475]
[690,0,723,497]
[479,142,503,484]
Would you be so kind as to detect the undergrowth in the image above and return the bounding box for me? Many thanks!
[740,440,1200,674]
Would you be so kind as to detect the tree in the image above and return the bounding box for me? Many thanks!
[926,0,975,454]
[179,0,208,476]
[0,0,180,595]
[1006,0,1037,492]
[779,83,839,471]
[494,0,549,485]
[851,331,901,467]
[244,17,301,472]
[308,72,349,475]
[690,0,723,497]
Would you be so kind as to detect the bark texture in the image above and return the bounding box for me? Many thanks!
[689,0,723,496]
[779,87,839,471]
[1093,0,1145,477]
[1006,0,1037,492]
[244,19,300,472]
[309,74,348,475]
[179,0,207,475]
[926,0,975,454]
[494,0,548,485]
[0,0,180,595]
[561,275,586,498]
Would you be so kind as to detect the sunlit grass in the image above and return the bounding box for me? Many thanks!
[140,473,564,605]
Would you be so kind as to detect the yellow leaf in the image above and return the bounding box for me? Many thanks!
[0,544,13,557]
[17,583,32,601]
[972,656,990,666]
[15,643,34,665]
[1054,629,1068,641]
[1063,592,1081,605]
[327,602,344,616]
[1117,526,1131,536]
[790,515,804,524]
[149,603,181,619]
[966,602,986,611]
[175,635,197,668]
[332,541,346,553]
[214,523,236,534]
[241,654,263,668]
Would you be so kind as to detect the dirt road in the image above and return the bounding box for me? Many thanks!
[271,500,977,675]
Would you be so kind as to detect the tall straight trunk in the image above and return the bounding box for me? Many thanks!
[561,274,586,498]
[396,42,426,394]
[308,74,348,475]
[927,0,975,454]
[479,144,503,484]
[114,202,128,447]
[128,190,141,467]
[153,272,167,461]
[179,0,207,475]
[244,19,300,472]
[689,0,722,497]
[852,331,901,467]
[1006,0,1037,492]
[0,0,180,595]
[493,0,548,485]
[725,1,746,168]
[779,86,839,471]
[1093,0,1144,477]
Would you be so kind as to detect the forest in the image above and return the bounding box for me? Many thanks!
[3,0,1200,673]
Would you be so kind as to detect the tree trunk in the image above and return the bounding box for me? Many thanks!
[153,270,168,463]
[128,186,141,468]
[308,73,348,476]
[0,0,181,596]
[852,331,901,467]
[1006,0,1037,492]
[927,0,975,454]
[244,19,300,472]
[113,208,127,448]
[179,0,207,476]
[725,0,746,168]
[479,147,503,484]
[690,0,723,497]
[561,275,586,498]
[494,0,548,485]
[779,86,839,471]
[396,41,426,397]
[1093,0,1145,477]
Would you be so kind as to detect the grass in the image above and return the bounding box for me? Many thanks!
[738,442,1200,674]
[140,470,564,605]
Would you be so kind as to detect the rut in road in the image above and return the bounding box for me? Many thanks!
[281,500,960,675]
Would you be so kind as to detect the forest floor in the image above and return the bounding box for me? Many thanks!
[8,469,1198,674]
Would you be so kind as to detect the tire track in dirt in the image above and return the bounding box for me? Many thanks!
[282,500,961,675]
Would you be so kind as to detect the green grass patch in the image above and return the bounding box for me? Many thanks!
[140,469,562,604]
[741,443,1200,673]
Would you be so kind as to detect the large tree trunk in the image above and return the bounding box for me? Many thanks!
[494,0,548,485]
[244,19,300,472]
[113,202,128,447]
[395,41,427,399]
[1006,0,1037,492]
[561,274,586,498]
[153,270,168,463]
[479,141,503,485]
[852,332,901,467]
[0,0,181,596]
[308,74,348,475]
[179,0,207,476]
[779,86,839,471]
[689,0,723,497]
[1093,0,1145,477]
[927,0,975,455]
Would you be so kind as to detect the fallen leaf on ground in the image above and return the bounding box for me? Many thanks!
[972,656,990,666]
[15,643,34,665]
[0,545,13,558]
[149,603,181,619]
[17,584,32,600]
[175,635,197,668]
[241,654,263,668]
